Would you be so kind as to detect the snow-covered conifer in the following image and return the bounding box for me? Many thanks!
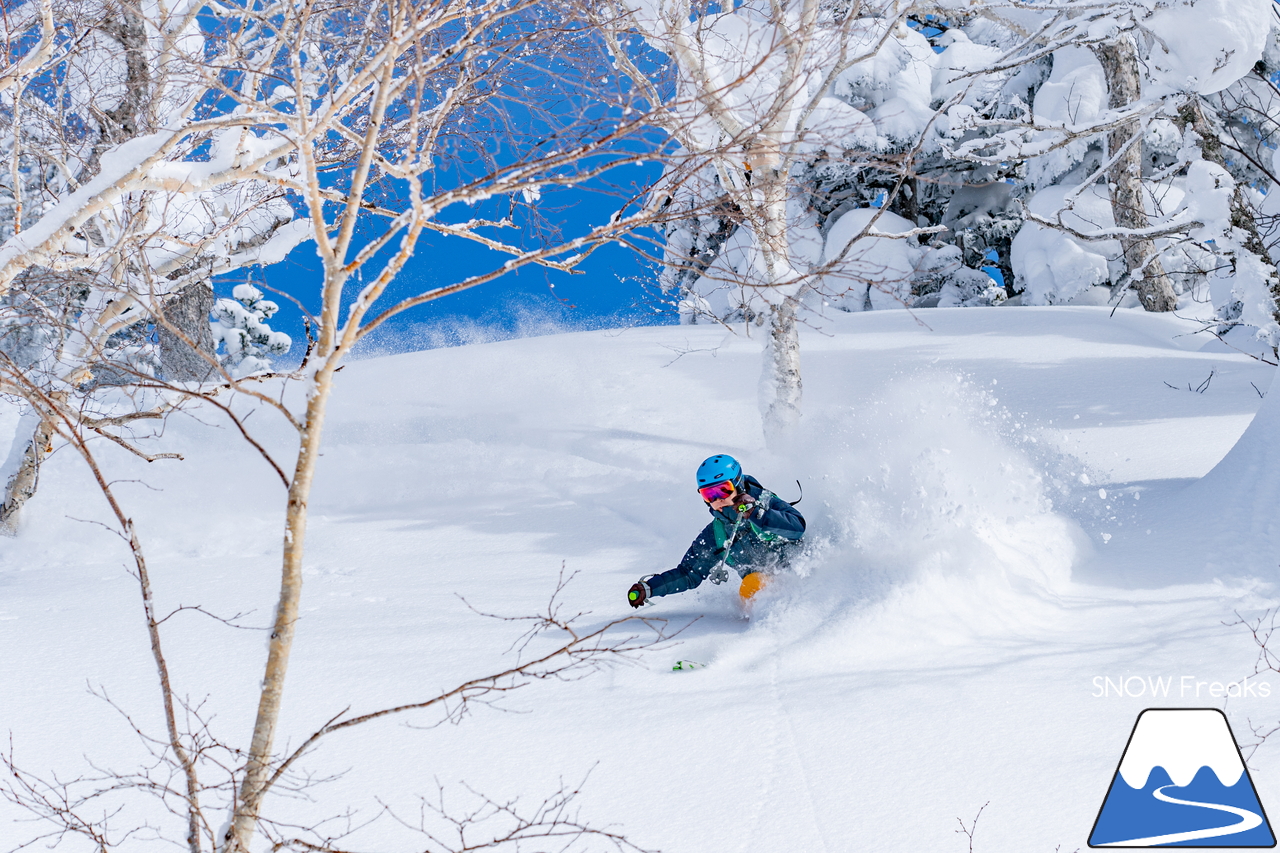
[211,285,292,377]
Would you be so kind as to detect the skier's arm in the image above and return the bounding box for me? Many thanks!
[742,493,806,540]
[646,522,721,598]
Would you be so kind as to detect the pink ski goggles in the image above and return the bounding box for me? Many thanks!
[698,480,738,503]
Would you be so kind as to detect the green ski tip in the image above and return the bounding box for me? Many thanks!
[672,660,707,671]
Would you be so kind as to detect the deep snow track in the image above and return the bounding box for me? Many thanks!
[1,307,1277,852]
[764,637,833,853]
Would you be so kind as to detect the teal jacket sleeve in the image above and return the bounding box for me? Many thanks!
[647,521,720,597]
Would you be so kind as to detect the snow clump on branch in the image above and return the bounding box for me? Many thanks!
[212,285,291,377]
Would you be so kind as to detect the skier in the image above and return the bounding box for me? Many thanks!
[627,454,805,608]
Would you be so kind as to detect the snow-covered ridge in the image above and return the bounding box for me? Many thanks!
[1118,709,1245,789]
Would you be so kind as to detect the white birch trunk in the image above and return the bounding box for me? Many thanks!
[752,154,803,444]
[224,369,334,852]
[1093,36,1178,312]
[0,411,54,533]
[760,295,801,441]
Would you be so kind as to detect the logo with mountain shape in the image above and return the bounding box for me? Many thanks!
[1089,708,1276,847]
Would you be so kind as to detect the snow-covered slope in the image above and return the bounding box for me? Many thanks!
[2,307,1278,852]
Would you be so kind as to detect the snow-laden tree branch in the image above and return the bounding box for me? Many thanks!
[598,0,1087,441]
[613,0,1280,417]
[938,0,1280,329]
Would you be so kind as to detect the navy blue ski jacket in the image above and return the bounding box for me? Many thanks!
[647,475,805,599]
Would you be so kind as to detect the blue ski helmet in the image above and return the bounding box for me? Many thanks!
[696,454,742,489]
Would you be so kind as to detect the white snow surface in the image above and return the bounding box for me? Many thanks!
[3,307,1280,851]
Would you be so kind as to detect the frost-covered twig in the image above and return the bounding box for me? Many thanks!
[945,99,1170,165]
[262,596,675,803]
[354,773,658,853]
[0,0,55,96]
[1225,609,1280,763]
[3,372,210,851]
[955,801,989,853]
[1022,210,1204,244]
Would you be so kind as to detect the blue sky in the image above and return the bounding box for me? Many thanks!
[228,156,673,360]
[215,24,677,360]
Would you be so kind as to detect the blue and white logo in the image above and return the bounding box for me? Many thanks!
[1089,708,1275,847]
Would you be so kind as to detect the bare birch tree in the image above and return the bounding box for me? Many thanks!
[597,0,937,441]
[1091,34,1178,311]
[601,0,1083,440]
[0,0,675,850]
[0,0,312,528]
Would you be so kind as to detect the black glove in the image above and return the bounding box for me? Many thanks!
[733,494,757,517]
[627,580,651,608]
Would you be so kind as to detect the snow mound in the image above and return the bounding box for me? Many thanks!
[1152,368,1280,579]
[2,308,1277,853]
